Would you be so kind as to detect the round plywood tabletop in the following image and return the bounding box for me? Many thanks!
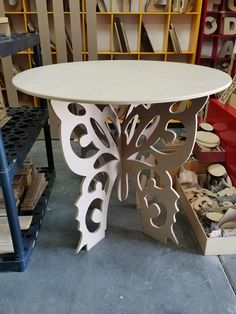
[13,60,232,104]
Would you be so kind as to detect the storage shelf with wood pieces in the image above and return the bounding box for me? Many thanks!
[196,0,236,77]
[93,0,202,63]
[1,108,49,180]
[0,0,203,113]
[0,168,54,272]
[0,32,55,272]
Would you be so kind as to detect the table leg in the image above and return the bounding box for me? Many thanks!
[51,97,208,252]
[51,101,121,252]
[122,97,208,244]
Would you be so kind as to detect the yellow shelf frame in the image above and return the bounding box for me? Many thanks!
[0,0,203,109]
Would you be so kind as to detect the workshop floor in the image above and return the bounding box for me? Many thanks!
[0,141,235,314]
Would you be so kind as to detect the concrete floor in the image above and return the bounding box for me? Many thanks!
[0,141,236,314]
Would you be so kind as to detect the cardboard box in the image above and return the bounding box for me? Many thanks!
[193,142,225,163]
[175,160,236,255]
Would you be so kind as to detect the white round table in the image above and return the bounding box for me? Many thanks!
[13,60,230,104]
[13,60,232,253]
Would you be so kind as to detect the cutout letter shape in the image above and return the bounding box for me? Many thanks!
[223,17,236,35]
[204,16,217,35]
[228,0,236,11]
[207,0,221,11]
[218,41,234,58]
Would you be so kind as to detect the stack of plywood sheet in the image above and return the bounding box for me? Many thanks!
[0,216,33,254]
[20,172,47,212]
[0,157,47,253]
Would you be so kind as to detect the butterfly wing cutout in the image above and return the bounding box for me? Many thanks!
[120,97,208,244]
[51,96,208,250]
[51,101,120,251]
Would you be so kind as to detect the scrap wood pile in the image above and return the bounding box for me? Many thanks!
[0,157,48,213]
[179,163,236,238]
[0,157,47,253]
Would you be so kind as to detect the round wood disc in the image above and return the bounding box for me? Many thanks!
[206,212,223,222]
[13,61,232,104]
[208,164,227,177]
[199,122,214,132]
[196,131,220,144]
[196,139,219,148]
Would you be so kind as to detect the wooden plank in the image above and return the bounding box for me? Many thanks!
[0,228,13,254]
[52,0,67,63]
[219,75,236,104]
[36,0,59,138]
[0,216,33,231]
[0,115,11,127]
[176,171,236,255]
[0,17,9,113]
[2,46,19,107]
[0,242,14,254]
[0,0,5,16]
[35,0,52,65]
[0,209,6,217]
[0,230,12,243]
[1,16,19,107]
[0,86,6,118]
[0,214,33,253]
[85,0,97,60]
[69,0,83,61]
[20,173,47,211]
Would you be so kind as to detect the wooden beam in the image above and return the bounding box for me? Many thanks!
[85,0,97,60]
[35,0,52,65]
[69,0,83,61]
[52,0,67,63]
[0,17,19,106]
[0,0,5,17]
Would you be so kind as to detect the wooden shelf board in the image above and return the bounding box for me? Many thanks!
[25,12,81,14]
[79,11,198,15]
[206,10,236,13]
[4,12,24,14]
[170,12,199,15]
[17,51,33,54]
[103,12,141,15]
[204,34,236,38]
[103,51,139,54]
[140,52,166,54]
[200,56,214,59]
[215,57,232,61]
[91,51,194,55]
[169,119,181,123]
[206,11,220,13]
[218,10,236,13]
[1,0,202,109]
[167,51,194,54]
[15,51,194,56]
[200,56,232,61]
[142,12,198,15]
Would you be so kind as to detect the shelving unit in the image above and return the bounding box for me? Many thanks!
[196,0,236,77]
[0,32,55,272]
[0,0,203,111]
[93,0,203,63]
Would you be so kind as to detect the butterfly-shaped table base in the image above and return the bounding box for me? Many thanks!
[51,96,208,252]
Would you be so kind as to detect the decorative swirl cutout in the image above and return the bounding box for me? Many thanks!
[51,96,208,252]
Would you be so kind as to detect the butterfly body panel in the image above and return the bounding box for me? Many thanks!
[51,96,208,252]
